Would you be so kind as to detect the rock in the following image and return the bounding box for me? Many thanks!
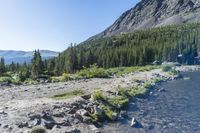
[2,124,9,129]
[67,107,77,114]
[16,121,28,128]
[110,112,118,121]
[0,110,7,115]
[51,126,80,133]
[120,111,128,118]
[86,103,94,113]
[28,119,40,128]
[73,114,83,122]
[76,109,88,116]
[81,94,91,100]
[41,119,56,129]
[94,105,103,116]
[88,124,100,132]
[52,109,65,117]
[28,113,41,120]
[130,117,137,127]
[130,117,143,128]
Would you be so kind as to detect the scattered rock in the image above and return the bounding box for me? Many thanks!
[110,112,118,121]
[94,105,103,116]
[130,117,143,128]
[16,121,28,128]
[51,126,80,133]
[41,119,56,129]
[88,124,100,132]
[28,119,40,128]
[52,109,65,117]
[76,109,88,116]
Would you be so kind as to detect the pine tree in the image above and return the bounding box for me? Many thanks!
[0,57,6,75]
[31,50,44,79]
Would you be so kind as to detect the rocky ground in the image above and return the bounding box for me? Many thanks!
[0,66,199,133]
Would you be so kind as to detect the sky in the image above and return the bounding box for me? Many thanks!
[0,0,140,52]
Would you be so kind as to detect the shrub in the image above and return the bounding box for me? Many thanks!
[108,96,129,108]
[91,90,106,101]
[100,105,116,120]
[76,64,110,78]
[60,73,71,81]
[0,76,12,83]
[31,126,46,133]
[162,65,173,72]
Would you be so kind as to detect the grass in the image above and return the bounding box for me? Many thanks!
[108,65,160,76]
[51,90,85,99]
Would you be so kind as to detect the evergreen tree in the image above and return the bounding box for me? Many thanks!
[31,50,44,79]
[0,57,6,75]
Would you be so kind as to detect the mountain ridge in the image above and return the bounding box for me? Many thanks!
[89,0,200,40]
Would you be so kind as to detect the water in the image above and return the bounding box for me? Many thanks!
[103,72,200,133]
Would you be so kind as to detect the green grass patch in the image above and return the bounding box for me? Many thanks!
[51,90,85,99]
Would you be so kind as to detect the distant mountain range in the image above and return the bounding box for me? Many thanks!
[90,0,200,40]
[0,50,59,64]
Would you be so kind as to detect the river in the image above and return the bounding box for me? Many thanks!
[103,71,200,133]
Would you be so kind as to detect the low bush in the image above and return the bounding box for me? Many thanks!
[0,76,12,83]
[100,105,116,120]
[76,64,110,78]
[162,65,173,72]
[31,126,47,133]
[91,90,106,101]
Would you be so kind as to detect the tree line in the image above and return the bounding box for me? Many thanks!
[1,23,200,80]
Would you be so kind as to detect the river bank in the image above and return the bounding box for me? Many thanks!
[0,65,199,133]
[103,70,200,133]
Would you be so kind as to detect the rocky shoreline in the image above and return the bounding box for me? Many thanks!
[0,65,199,133]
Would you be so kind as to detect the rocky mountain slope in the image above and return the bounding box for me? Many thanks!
[91,0,200,40]
[0,50,59,64]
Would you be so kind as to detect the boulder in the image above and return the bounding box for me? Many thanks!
[52,109,65,117]
[41,119,56,129]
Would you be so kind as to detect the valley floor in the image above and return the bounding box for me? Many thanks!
[0,66,199,133]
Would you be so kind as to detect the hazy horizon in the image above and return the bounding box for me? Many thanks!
[0,0,139,52]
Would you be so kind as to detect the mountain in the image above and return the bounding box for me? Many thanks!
[90,0,200,40]
[49,0,200,74]
[0,50,59,64]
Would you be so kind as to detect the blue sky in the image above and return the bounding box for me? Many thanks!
[0,0,139,52]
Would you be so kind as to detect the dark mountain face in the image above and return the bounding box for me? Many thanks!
[90,0,200,40]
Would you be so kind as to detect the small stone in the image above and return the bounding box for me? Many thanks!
[94,105,103,116]
[41,119,56,129]
[76,109,88,116]
[28,119,40,128]
[16,121,28,128]
[111,112,118,121]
